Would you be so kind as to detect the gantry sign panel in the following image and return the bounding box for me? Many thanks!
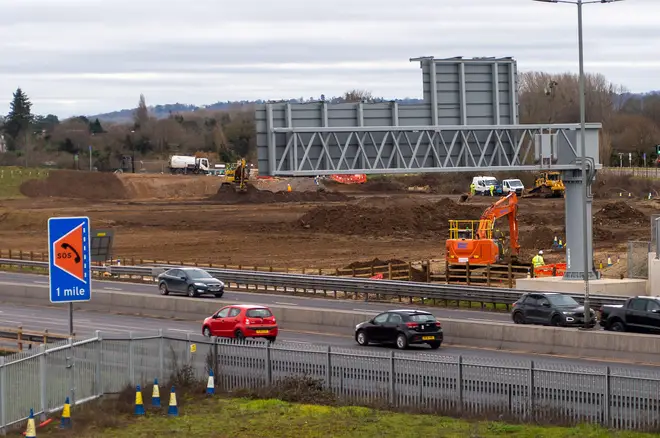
[411,56,518,126]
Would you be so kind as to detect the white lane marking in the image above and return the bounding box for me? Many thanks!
[103,287,123,291]
[0,319,23,325]
[274,302,298,306]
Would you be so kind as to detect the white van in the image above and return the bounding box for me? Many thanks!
[502,179,525,195]
[471,176,499,195]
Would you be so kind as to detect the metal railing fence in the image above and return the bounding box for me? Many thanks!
[1,331,660,433]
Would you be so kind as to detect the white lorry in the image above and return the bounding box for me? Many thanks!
[501,179,525,195]
[168,155,210,174]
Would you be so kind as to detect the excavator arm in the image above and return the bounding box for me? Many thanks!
[476,192,520,256]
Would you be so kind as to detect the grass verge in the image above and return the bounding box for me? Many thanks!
[0,166,49,199]
[36,395,656,438]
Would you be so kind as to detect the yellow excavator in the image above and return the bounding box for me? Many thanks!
[526,171,565,198]
[221,158,249,193]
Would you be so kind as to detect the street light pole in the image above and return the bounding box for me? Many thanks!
[532,0,623,328]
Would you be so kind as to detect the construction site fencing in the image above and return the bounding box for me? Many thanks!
[0,249,532,287]
[1,331,660,433]
[627,240,651,279]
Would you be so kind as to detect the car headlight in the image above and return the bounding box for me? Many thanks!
[562,312,574,315]
[194,282,205,287]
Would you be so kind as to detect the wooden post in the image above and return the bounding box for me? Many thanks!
[445,259,450,284]
[426,260,431,283]
[388,263,392,280]
[43,329,49,345]
[466,261,470,286]
[508,261,513,288]
[370,263,375,277]
[318,268,322,275]
[352,267,356,277]
[17,326,23,351]
[487,264,492,287]
[30,251,34,261]
[302,267,306,275]
[408,262,412,281]
[270,266,273,272]
[8,249,12,259]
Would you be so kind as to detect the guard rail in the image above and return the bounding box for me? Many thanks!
[0,258,628,309]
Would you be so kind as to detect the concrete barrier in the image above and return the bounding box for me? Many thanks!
[3,283,660,364]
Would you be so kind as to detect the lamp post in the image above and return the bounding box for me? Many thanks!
[533,0,623,328]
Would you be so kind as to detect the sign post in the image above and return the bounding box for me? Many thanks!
[48,217,92,335]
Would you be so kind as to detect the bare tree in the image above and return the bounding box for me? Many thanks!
[342,89,374,103]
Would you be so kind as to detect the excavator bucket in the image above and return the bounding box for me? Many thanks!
[459,193,470,203]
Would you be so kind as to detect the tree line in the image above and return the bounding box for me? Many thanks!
[0,76,658,171]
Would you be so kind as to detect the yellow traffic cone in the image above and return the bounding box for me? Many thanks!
[25,409,36,438]
[287,184,292,192]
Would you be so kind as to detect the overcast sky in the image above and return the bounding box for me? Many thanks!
[0,0,655,118]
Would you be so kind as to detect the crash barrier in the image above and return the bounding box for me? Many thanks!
[0,327,70,353]
[329,174,367,184]
[0,258,629,309]
[0,249,538,287]
[534,263,566,277]
[2,330,660,432]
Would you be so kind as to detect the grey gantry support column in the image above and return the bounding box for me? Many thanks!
[562,168,596,280]
[655,217,660,259]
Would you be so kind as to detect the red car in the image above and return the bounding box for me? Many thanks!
[202,304,278,342]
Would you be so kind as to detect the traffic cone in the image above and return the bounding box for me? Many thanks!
[151,378,160,408]
[134,385,145,415]
[168,386,178,416]
[60,397,72,429]
[206,369,215,395]
[287,184,292,192]
[25,409,36,438]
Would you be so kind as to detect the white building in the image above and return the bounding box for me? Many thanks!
[0,134,6,153]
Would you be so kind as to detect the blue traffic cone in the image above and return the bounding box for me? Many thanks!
[60,396,72,429]
[25,409,36,437]
[206,369,215,395]
[168,386,178,416]
[134,385,145,415]
[152,379,161,407]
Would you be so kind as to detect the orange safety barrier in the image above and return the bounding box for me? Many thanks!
[370,273,384,280]
[534,263,566,277]
[330,174,367,184]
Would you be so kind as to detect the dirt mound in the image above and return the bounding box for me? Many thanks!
[19,170,129,200]
[360,180,406,192]
[520,225,555,249]
[210,184,351,204]
[343,258,427,282]
[119,174,218,199]
[297,198,482,237]
[594,201,647,227]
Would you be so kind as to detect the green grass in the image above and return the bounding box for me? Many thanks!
[0,166,49,198]
[40,397,656,438]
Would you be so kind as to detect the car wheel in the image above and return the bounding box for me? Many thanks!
[202,326,212,337]
[355,330,369,346]
[428,341,441,350]
[513,312,525,324]
[266,336,276,343]
[611,321,625,332]
[395,334,408,350]
[550,315,561,327]
[159,283,169,295]
[187,285,197,298]
[234,330,246,341]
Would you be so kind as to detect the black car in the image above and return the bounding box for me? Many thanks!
[355,309,443,350]
[158,268,225,298]
[511,292,596,327]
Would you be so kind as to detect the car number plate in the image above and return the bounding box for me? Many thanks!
[256,330,269,334]
[422,336,435,341]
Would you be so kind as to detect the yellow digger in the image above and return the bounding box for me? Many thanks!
[221,159,249,193]
[526,171,565,198]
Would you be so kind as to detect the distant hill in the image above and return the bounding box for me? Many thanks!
[88,98,426,124]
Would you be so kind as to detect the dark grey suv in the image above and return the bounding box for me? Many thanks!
[511,292,596,327]
[355,309,443,350]
[158,268,225,298]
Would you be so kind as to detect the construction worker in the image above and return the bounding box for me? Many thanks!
[469,182,475,196]
[489,184,495,197]
[532,250,545,268]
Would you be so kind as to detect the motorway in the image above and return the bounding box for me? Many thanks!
[0,271,513,322]
[0,272,659,372]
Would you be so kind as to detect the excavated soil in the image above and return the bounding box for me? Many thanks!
[298,198,482,237]
[593,201,648,227]
[20,170,129,200]
[210,184,351,204]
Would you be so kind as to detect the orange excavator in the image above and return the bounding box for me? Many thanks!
[446,192,520,265]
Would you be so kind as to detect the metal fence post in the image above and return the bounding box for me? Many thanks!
[325,346,331,389]
[528,360,534,421]
[39,345,47,421]
[158,329,164,383]
[0,357,5,435]
[457,356,463,412]
[128,332,135,387]
[603,366,610,427]
[95,331,103,397]
[388,351,395,406]
[265,342,272,386]
[68,338,76,406]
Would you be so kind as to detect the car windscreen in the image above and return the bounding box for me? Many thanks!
[483,178,497,185]
[246,308,273,318]
[508,180,523,187]
[546,294,579,307]
[188,270,213,279]
[408,313,436,323]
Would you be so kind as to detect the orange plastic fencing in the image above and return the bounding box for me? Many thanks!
[370,273,384,280]
[534,263,566,277]
[330,174,367,184]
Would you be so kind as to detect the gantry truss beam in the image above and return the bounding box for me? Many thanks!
[264,124,601,176]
